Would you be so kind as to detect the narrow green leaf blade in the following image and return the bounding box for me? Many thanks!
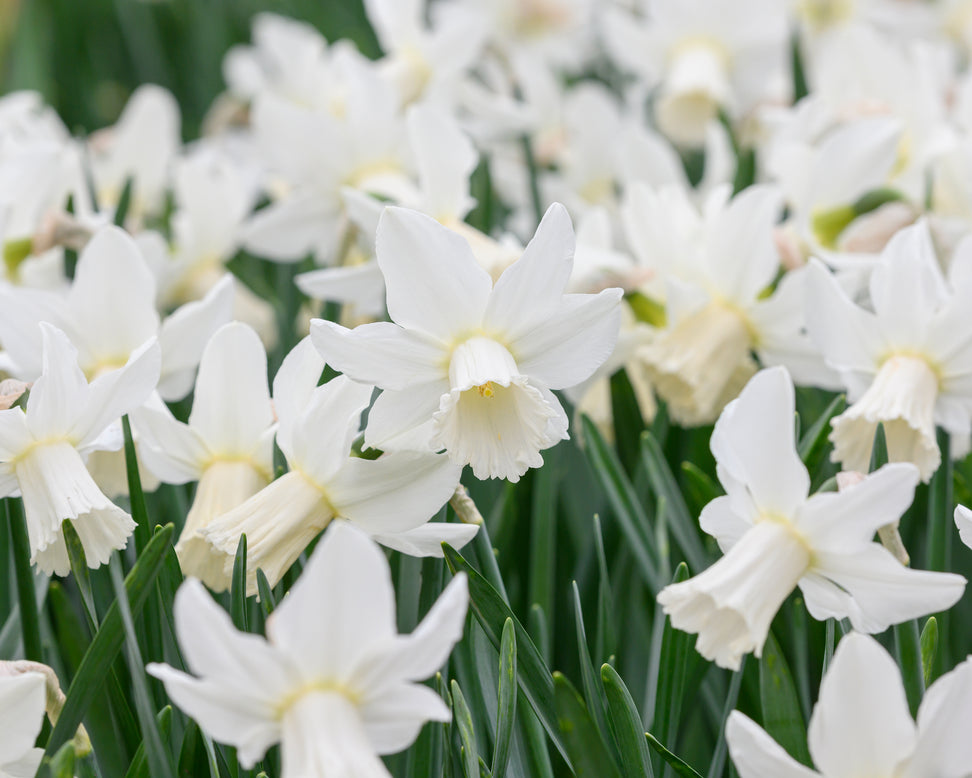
[491,619,517,778]
[645,733,703,778]
[920,617,939,688]
[759,632,812,766]
[451,680,480,778]
[600,664,653,778]
[44,524,175,756]
[553,673,622,778]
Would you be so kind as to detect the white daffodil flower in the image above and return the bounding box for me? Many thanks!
[727,632,972,778]
[0,323,160,575]
[0,225,233,401]
[657,366,965,671]
[202,337,467,593]
[621,183,837,426]
[85,84,181,224]
[603,0,788,147]
[311,203,622,482]
[149,521,468,778]
[806,220,972,481]
[0,671,46,778]
[133,322,276,590]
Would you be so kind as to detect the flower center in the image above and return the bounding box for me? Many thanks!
[477,382,495,399]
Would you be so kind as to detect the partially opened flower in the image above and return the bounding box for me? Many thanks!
[0,323,160,575]
[0,670,45,778]
[727,632,972,778]
[134,322,276,590]
[806,220,972,480]
[657,366,965,670]
[149,521,469,778]
[311,203,622,481]
[202,337,468,593]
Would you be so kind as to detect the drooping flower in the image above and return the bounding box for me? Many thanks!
[657,366,965,670]
[805,220,972,481]
[149,521,469,778]
[311,203,622,481]
[134,322,276,590]
[726,632,972,778]
[201,337,470,593]
[0,323,160,574]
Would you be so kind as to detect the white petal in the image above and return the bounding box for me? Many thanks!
[809,546,965,634]
[310,320,445,391]
[407,104,477,221]
[327,452,460,533]
[705,185,782,304]
[131,404,209,483]
[797,463,918,552]
[0,673,46,766]
[376,206,491,341]
[869,221,949,343]
[72,337,161,449]
[0,286,67,379]
[272,337,325,457]
[369,521,479,557]
[483,203,574,339]
[280,691,390,778]
[902,656,972,778]
[147,664,283,768]
[296,262,387,316]
[710,367,810,518]
[954,504,972,550]
[725,711,820,778]
[804,259,884,372]
[291,376,373,484]
[360,683,451,756]
[807,633,915,778]
[363,382,448,453]
[157,275,234,401]
[189,322,273,455]
[25,323,88,441]
[267,521,397,680]
[699,495,753,554]
[67,226,160,370]
[240,193,339,263]
[0,409,32,461]
[508,289,623,390]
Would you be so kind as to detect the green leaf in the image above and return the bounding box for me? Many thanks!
[40,741,77,778]
[759,632,812,766]
[112,177,135,226]
[44,524,175,757]
[109,555,176,778]
[639,433,708,575]
[920,617,939,688]
[645,733,703,778]
[443,543,572,770]
[451,680,480,778]
[231,534,249,632]
[651,563,693,752]
[600,664,653,778]
[491,619,517,778]
[582,417,663,593]
[868,422,888,472]
[706,658,746,778]
[679,462,722,516]
[256,568,276,615]
[122,415,151,553]
[553,673,622,778]
[895,619,924,718]
[571,582,611,748]
[6,498,42,661]
[123,706,173,778]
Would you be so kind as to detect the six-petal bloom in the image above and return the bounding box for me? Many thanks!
[727,632,972,778]
[657,366,966,670]
[149,521,469,778]
[0,323,160,574]
[311,202,623,481]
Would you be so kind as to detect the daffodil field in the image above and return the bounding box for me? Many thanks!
[5,1,972,776]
